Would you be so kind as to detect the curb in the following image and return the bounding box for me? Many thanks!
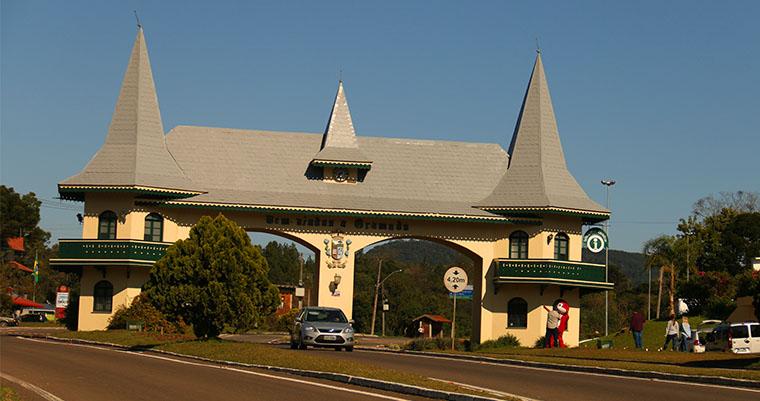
[355,346,760,390]
[6,334,500,401]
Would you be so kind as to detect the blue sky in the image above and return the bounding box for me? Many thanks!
[2,1,758,253]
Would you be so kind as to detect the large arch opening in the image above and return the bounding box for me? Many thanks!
[247,229,319,312]
[351,236,482,341]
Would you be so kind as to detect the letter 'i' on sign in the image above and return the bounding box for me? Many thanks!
[583,227,608,254]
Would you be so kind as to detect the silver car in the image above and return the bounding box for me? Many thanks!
[290,307,355,351]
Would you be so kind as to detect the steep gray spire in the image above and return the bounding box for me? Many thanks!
[312,81,372,166]
[60,28,196,194]
[477,53,606,214]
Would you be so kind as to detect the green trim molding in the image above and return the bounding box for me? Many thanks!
[58,184,205,202]
[310,160,373,169]
[50,239,171,268]
[493,258,613,290]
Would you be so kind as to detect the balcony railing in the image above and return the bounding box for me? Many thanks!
[51,239,171,267]
[493,259,613,289]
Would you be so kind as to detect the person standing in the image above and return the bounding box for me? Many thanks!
[630,311,645,349]
[543,305,561,348]
[679,316,692,352]
[659,314,679,351]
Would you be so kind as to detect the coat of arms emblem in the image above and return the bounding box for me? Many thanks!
[324,233,351,269]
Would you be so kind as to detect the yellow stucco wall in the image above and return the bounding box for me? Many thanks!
[78,266,150,331]
[76,193,594,345]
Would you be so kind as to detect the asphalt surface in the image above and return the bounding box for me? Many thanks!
[0,336,426,401]
[296,346,760,401]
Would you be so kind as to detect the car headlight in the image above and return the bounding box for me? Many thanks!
[343,326,354,334]
[303,325,315,332]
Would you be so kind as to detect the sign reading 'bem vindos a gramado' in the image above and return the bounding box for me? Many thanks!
[583,227,608,253]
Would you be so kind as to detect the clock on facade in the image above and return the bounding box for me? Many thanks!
[334,168,349,182]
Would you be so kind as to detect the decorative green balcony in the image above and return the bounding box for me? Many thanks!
[493,259,613,290]
[50,239,171,268]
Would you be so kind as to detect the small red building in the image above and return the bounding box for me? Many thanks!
[412,314,451,338]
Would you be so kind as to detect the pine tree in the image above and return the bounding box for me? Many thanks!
[145,214,280,338]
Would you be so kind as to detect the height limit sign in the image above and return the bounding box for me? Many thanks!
[444,266,468,351]
[444,267,468,293]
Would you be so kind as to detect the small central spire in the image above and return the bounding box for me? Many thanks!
[311,81,372,167]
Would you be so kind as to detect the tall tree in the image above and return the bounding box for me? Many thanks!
[644,236,679,318]
[145,214,281,338]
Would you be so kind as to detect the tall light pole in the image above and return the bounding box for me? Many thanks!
[601,179,616,337]
[370,262,403,336]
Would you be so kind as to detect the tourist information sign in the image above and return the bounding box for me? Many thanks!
[583,227,608,254]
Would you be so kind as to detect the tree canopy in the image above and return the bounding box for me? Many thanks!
[145,214,280,338]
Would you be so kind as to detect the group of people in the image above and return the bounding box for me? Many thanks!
[629,311,693,351]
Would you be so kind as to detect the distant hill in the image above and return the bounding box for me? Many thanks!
[583,249,647,285]
[361,239,474,268]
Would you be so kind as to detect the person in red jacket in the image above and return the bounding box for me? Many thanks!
[630,311,645,349]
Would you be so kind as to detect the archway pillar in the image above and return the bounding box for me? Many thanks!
[449,239,497,344]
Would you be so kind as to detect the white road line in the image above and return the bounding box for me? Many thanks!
[16,337,408,401]
[361,350,760,394]
[0,372,66,401]
[428,377,541,401]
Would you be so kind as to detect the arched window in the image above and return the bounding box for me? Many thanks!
[144,213,163,242]
[98,211,117,240]
[507,297,528,328]
[554,233,569,261]
[509,231,529,259]
[93,280,113,312]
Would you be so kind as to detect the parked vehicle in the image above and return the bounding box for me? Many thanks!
[703,321,760,354]
[0,316,19,327]
[18,311,48,322]
[692,319,721,353]
[290,307,354,351]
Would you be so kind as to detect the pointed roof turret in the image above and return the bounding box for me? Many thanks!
[60,28,200,200]
[476,53,606,217]
[311,81,372,168]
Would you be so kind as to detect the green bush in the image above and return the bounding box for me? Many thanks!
[534,335,546,348]
[61,291,79,331]
[477,334,521,350]
[405,337,465,351]
[261,308,299,333]
[108,294,187,334]
[704,296,736,320]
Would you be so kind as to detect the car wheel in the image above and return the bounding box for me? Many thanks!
[0,321,7,327]
[290,339,297,349]
[345,346,353,352]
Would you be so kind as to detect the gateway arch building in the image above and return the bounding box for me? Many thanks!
[52,29,612,346]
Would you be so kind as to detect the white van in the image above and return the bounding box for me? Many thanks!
[705,321,760,354]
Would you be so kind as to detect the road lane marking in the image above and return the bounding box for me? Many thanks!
[356,349,760,394]
[0,372,66,401]
[428,377,541,401]
[16,337,409,401]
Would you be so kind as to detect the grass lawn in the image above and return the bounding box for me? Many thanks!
[0,386,21,401]
[579,317,708,351]
[19,321,63,328]
[49,330,512,399]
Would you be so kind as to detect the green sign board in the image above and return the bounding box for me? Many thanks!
[583,227,608,253]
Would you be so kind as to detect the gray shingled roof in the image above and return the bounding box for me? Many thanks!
[165,126,506,217]
[312,81,372,165]
[60,29,195,192]
[476,54,607,214]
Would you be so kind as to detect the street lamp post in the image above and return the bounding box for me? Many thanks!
[601,179,616,337]
[370,263,403,336]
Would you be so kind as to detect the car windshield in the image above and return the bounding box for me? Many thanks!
[304,309,347,323]
[731,325,749,339]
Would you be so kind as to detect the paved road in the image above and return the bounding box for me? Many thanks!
[293,346,760,401]
[0,336,424,401]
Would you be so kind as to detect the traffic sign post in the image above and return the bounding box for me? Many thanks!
[444,267,468,351]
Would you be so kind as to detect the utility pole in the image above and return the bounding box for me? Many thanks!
[370,259,382,336]
[371,264,403,336]
[601,179,616,337]
[648,265,652,321]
